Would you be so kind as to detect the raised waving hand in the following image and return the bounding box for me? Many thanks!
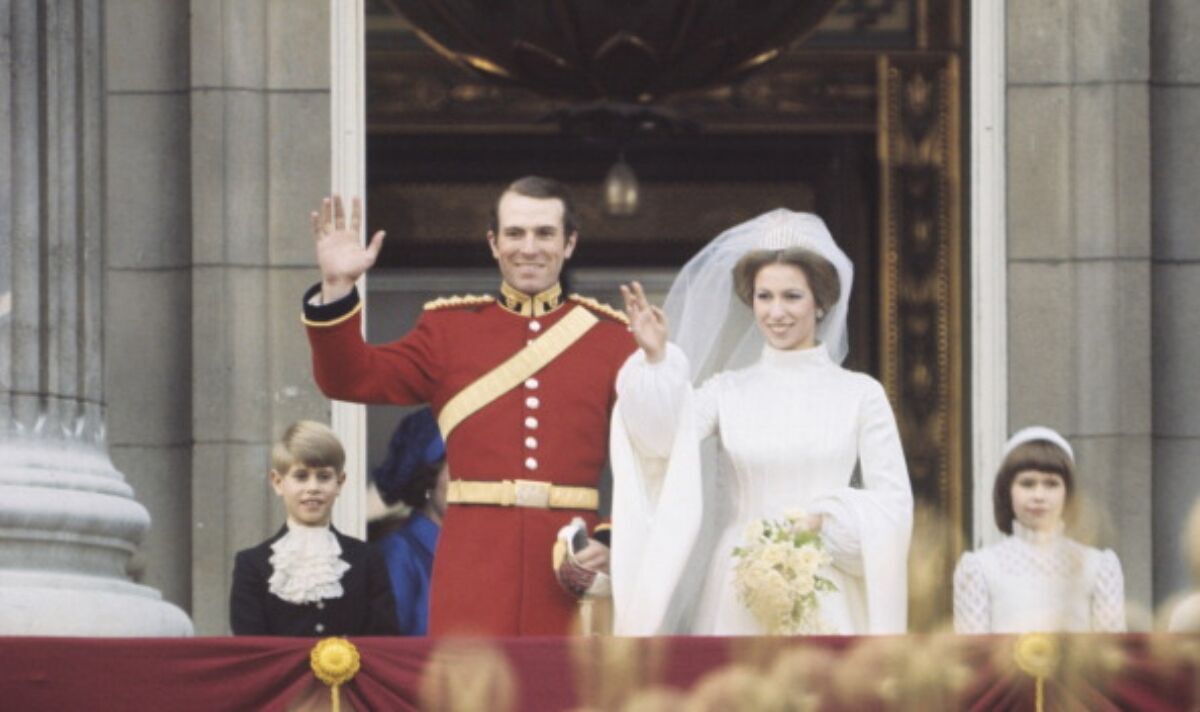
[310,195,386,303]
[620,281,668,364]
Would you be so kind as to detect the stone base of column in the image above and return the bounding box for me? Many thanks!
[0,437,194,636]
[0,571,192,636]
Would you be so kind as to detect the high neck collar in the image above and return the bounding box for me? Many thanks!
[760,341,832,370]
[498,281,564,317]
[1012,519,1065,546]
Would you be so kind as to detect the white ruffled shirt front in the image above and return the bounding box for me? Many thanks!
[953,521,1126,633]
[268,522,351,605]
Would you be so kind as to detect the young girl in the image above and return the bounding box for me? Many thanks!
[230,420,398,636]
[953,426,1126,633]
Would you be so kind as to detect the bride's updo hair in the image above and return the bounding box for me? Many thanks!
[732,247,841,314]
[992,440,1077,534]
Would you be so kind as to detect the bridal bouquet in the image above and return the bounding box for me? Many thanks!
[732,510,837,635]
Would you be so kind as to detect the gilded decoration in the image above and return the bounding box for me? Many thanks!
[878,53,964,624]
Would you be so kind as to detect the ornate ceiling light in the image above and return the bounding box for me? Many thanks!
[384,0,842,104]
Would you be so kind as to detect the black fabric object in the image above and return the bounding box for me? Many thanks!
[230,526,399,636]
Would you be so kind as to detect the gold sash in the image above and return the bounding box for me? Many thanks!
[437,306,599,441]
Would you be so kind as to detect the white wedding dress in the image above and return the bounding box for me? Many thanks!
[953,521,1126,633]
[610,342,913,635]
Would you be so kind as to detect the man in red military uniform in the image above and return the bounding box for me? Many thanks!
[302,177,635,635]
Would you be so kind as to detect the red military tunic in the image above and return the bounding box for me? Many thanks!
[303,282,635,635]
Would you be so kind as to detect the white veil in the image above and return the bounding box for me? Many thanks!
[663,209,854,382]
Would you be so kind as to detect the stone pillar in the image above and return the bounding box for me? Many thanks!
[188,0,332,634]
[0,0,191,635]
[1006,0,1153,619]
[1151,0,1200,605]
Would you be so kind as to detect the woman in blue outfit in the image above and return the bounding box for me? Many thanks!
[372,407,448,635]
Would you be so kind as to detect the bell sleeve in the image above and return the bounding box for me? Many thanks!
[610,343,715,635]
[807,378,913,634]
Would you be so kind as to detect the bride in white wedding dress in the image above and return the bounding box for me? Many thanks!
[610,210,913,636]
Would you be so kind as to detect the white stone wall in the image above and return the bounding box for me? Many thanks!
[103,0,333,635]
[1152,0,1200,608]
[1006,0,1154,619]
[104,0,194,615]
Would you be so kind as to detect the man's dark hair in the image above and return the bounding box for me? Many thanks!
[489,175,579,237]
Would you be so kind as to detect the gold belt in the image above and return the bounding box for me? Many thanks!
[446,479,599,511]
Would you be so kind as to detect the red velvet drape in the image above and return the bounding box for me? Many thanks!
[1,635,1195,711]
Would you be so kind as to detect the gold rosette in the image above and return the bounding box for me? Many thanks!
[1013,633,1060,712]
[310,637,361,712]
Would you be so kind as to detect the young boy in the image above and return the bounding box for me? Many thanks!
[230,420,398,636]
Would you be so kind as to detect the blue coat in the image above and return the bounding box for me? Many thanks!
[377,512,439,635]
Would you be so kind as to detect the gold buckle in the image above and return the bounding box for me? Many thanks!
[512,479,552,508]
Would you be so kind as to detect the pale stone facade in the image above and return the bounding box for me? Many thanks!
[1005,0,1155,617]
[2,1,1197,635]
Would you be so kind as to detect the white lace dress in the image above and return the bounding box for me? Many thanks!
[952,521,1126,633]
[611,342,913,635]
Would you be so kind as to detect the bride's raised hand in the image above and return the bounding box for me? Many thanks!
[311,195,386,303]
[620,281,668,363]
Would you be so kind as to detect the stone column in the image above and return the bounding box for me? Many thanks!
[1006,0,1153,619]
[0,0,191,635]
[1151,0,1200,605]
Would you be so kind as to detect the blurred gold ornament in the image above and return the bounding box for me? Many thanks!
[1013,633,1060,679]
[1013,633,1060,712]
[309,637,361,712]
[685,664,787,712]
[571,635,665,710]
[619,685,687,712]
[767,647,825,712]
[833,635,970,710]
[420,639,517,712]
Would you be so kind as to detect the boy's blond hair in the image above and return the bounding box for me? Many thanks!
[271,420,345,473]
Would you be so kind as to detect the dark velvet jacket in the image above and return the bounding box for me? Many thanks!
[230,525,399,636]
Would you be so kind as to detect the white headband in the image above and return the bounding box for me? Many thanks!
[1002,426,1074,464]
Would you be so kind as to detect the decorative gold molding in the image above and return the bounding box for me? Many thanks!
[878,52,964,624]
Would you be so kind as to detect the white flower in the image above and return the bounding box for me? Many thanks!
[791,545,824,576]
[732,514,839,635]
[760,542,790,568]
[790,574,815,597]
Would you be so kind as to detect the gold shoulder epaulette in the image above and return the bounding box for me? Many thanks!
[569,294,629,325]
[423,294,495,311]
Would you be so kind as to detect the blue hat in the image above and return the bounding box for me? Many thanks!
[372,407,446,505]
